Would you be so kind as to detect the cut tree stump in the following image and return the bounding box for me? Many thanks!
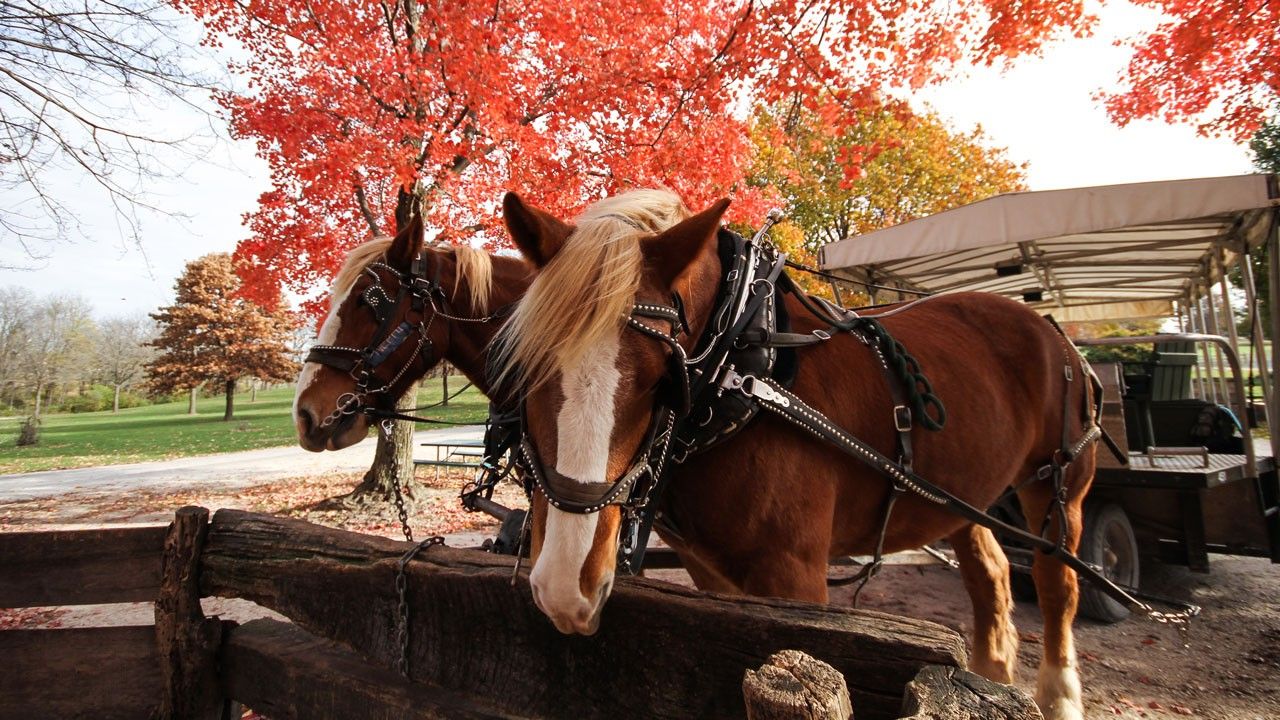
[743,650,853,720]
[899,665,1043,720]
[197,509,966,720]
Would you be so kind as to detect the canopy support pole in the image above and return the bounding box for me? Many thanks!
[1190,289,1218,404]
[1216,248,1247,421]
[1202,286,1231,404]
[1236,244,1271,421]
[1268,209,1280,461]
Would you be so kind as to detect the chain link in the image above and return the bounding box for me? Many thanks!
[394,535,444,677]
[384,419,415,543]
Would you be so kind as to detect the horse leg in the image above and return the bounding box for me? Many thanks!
[1019,481,1086,720]
[948,524,1019,683]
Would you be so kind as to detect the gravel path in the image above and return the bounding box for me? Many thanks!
[0,425,484,502]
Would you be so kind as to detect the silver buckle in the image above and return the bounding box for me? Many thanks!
[740,375,791,408]
[893,405,912,432]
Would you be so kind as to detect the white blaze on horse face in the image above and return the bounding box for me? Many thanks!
[293,286,350,420]
[529,331,621,635]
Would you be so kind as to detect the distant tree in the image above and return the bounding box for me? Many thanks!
[146,254,298,420]
[0,288,35,407]
[96,314,157,413]
[1252,117,1280,172]
[747,96,1026,299]
[0,0,216,257]
[1070,320,1165,365]
[1239,115,1279,336]
[1105,0,1279,141]
[17,295,95,419]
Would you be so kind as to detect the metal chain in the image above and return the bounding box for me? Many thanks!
[384,419,415,543]
[394,535,444,677]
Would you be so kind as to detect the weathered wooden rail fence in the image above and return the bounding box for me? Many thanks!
[1,506,1041,720]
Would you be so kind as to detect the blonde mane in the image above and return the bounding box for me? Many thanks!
[329,238,493,313]
[494,189,691,392]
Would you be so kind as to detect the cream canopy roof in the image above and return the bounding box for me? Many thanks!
[817,175,1280,323]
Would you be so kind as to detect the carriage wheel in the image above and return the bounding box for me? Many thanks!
[1077,502,1140,624]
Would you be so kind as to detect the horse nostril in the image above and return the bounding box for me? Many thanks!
[297,407,317,435]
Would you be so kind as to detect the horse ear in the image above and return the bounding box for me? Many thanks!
[387,212,424,268]
[503,192,573,267]
[644,198,730,287]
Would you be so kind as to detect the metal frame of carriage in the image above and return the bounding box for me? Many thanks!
[818,173,1280,622]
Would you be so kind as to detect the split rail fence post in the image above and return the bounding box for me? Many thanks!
[155,506,226,720]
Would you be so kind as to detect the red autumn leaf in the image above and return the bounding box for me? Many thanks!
[172,0,1091,311]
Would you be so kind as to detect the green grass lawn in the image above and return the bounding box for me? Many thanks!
[0,380,489,474]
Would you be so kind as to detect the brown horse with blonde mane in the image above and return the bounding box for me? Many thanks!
[495,190,1097,720]
[294,217,532,452]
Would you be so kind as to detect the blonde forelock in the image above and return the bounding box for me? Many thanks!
[493,189,691,392]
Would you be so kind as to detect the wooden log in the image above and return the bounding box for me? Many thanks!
[0,625,161,720]
[898,665,1042,720]
[743,650,853,720]
[0,524,166,608]
[221,619,511,719]
[200,509,965,720]
[155,506,225,720]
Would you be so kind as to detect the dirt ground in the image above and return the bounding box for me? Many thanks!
[4,475,1278,720]
[837,560,1280,719]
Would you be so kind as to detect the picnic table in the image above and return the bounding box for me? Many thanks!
[414,437,486,480]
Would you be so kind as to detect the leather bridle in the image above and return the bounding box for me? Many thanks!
[514,300,689,572]
[305,251,494,429]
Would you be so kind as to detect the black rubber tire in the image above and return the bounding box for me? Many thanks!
[987,497,1038,603]
[1077,502,1140,624]
[1010,570,1038,603]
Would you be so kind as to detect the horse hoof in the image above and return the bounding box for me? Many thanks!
[1035,662,1083,720]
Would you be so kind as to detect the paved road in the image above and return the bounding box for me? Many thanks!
[0,425,485,502]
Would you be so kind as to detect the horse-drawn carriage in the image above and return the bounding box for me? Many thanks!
[818,173,1280,622]
[293,175,1278,720]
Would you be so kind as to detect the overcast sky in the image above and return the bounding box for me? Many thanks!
[0,1,1256,318]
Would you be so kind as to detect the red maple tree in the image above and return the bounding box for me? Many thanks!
[1106,0,1280,141]
[176,0,1093,314]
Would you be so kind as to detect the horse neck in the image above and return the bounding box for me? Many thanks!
[441,253,532,394]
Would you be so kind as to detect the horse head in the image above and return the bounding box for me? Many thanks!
[495,189,727,634]
[294,215,499,451]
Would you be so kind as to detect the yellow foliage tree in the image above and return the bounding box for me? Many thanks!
[749,97,1027,302]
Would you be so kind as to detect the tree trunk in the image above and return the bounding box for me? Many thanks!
[353,379,420,503]
[113,384,122,414]
[33,383,43,420]
[441,367,448,406]
[223,378,237,421]
[188,387,198,415]
[251,380,257,403]
[350,188,426,504]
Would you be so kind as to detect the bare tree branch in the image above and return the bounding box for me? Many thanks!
[0,0,220,258]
